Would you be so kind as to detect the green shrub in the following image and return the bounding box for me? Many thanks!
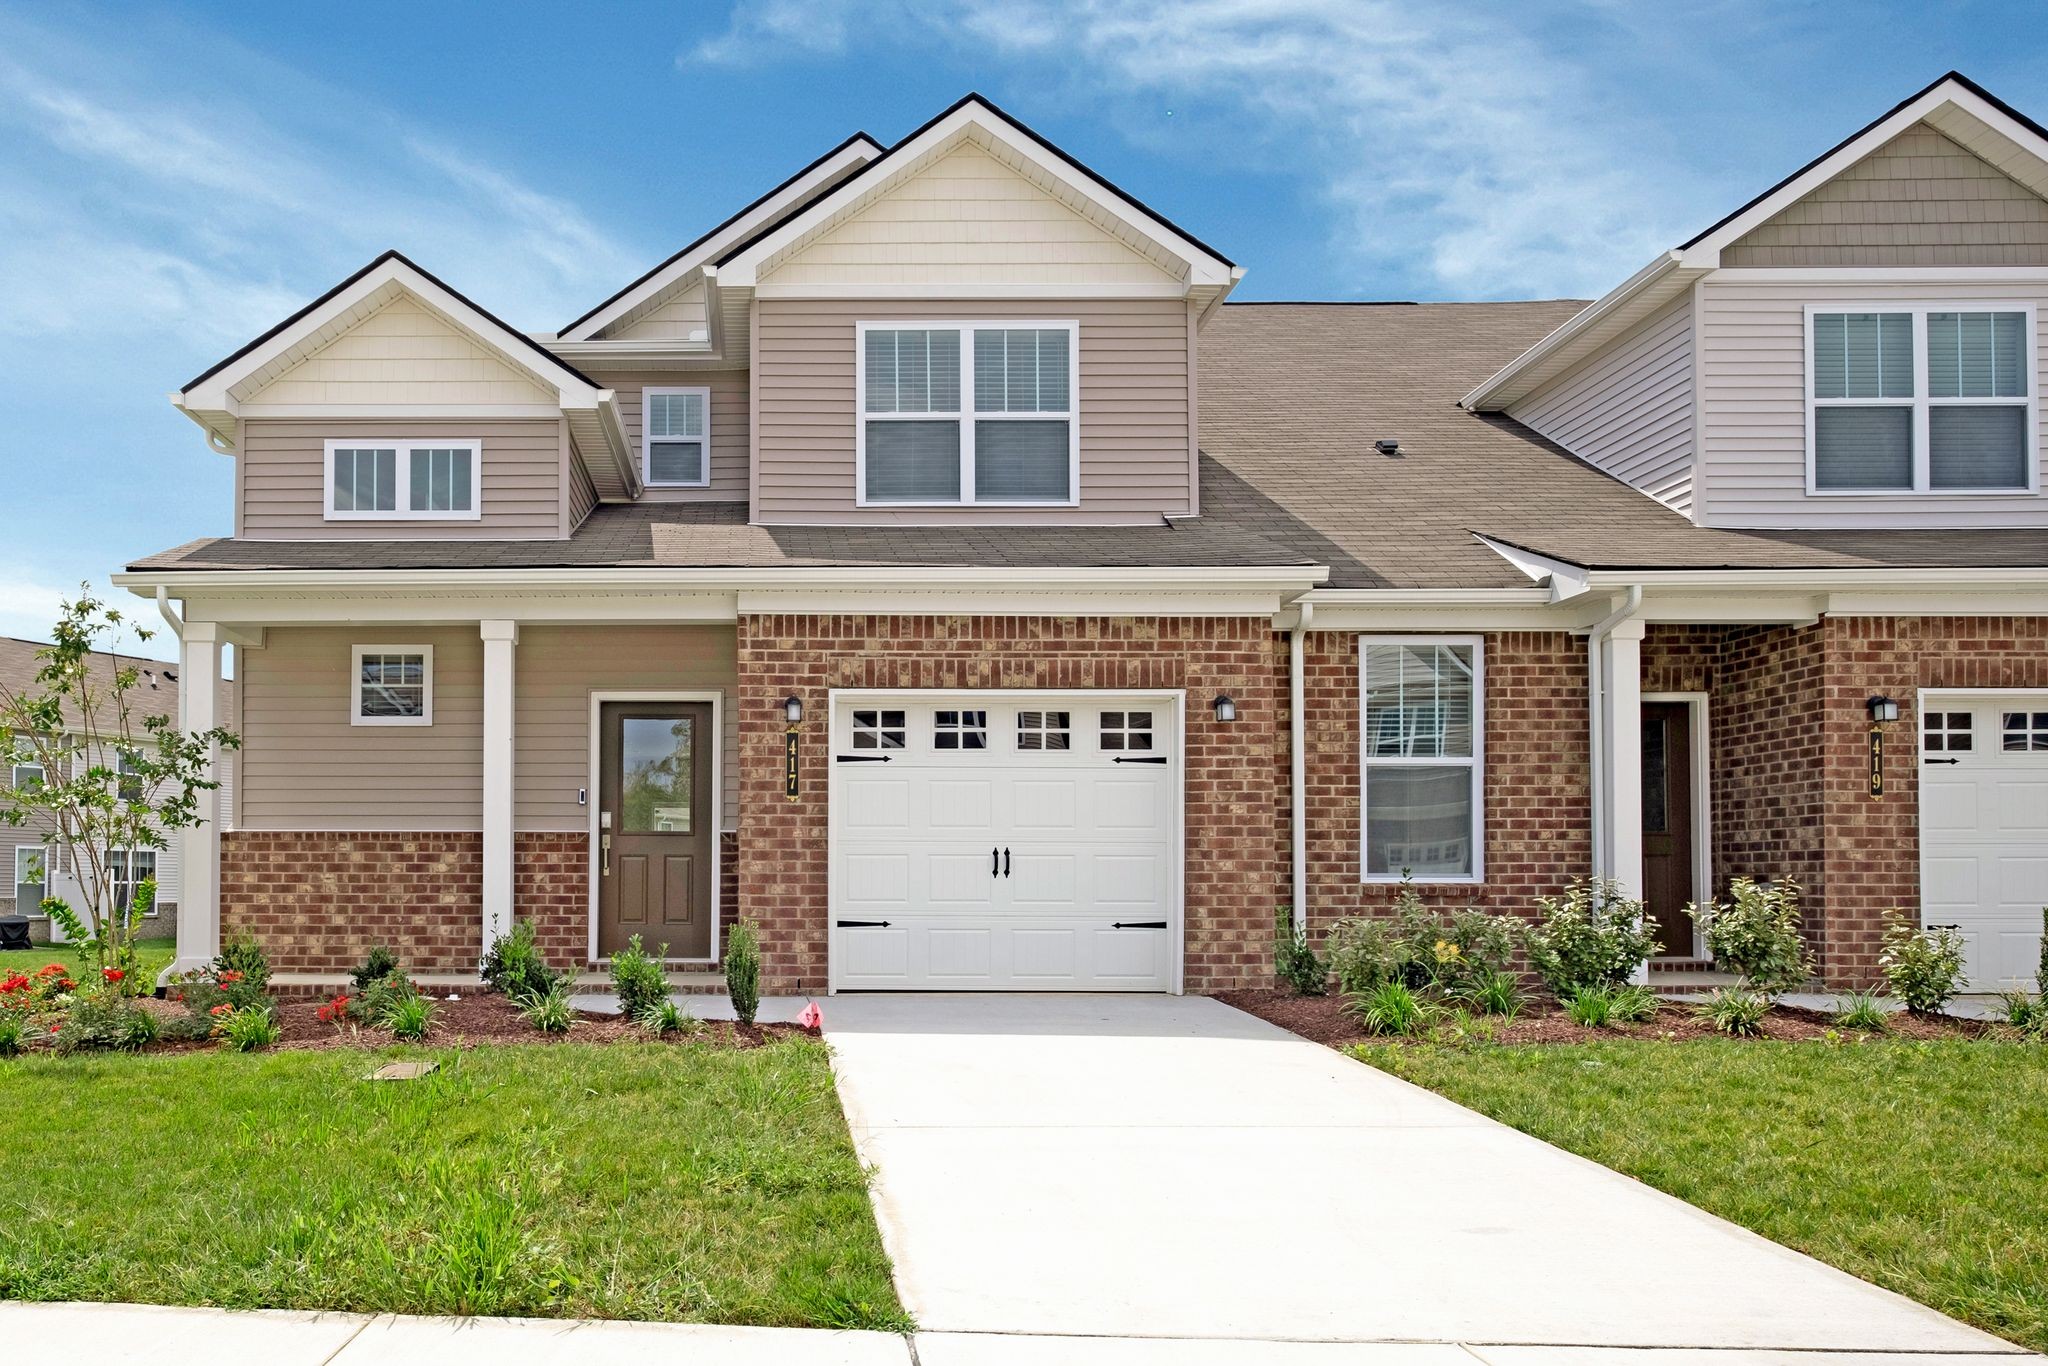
[610,935,670,1021]
[1525,877,1658,998]
[1611,983,1661,1023]
[0,1012,24,1056]
[481,919,566,1003]
[346,970,418,1026]
[1274,909,1326,996]
[1325,914,1400,995]
[211,934,271,991]
[1563,984,1616,1028]
[1833,990,1891,1032]
[1685,877,1812,994]
[53,993,160,1053]
[724,922,761,1028]
[382,994,434,1041]
[520,984,575,1035]
[1879,913,1968,1015]
[1455,968,1524,1019]
[1696,985,1770,1036]
[1346,980,1438,1037]
[351,945,400,991]
[218,1005,281,1052]
[636,998,699,1037]
[1325,879,1517,997]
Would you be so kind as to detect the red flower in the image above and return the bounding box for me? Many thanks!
[36,964,64,978]
[217,970,243,985]
[103,968,126,983]
[209,1003,232,1017]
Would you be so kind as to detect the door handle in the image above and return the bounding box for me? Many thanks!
[601,832,612,875]
[992,847,999,877]
[1003,847,1011,878]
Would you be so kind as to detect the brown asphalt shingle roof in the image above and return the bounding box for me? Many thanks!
[130,301,2048,587]
[0,637,192,728]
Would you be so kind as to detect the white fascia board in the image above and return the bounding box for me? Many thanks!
[1460,252,1698,410]
[559,138,881,341]
[1469,537,1592,599]
[1686,80,2048,259]
[717,103,1233,290]
[181,257,599,413]
[1583,566,2048,591]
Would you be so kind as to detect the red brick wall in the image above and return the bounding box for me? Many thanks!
[737,614,1281,992]
[1285,630,1592,938]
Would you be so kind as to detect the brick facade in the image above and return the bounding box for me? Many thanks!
[736,613,1281,992]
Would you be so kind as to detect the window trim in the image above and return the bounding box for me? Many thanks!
[1804,303,2039,497]
[323,439,484,521]
[350,644,435,727]
[641,386,713,488]
[1358,634,1485,886]
[853,319,1081,508]
[14,844,48,915]
[107,848,159,914]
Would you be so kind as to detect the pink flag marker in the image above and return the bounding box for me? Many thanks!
[797,1001,822,1029]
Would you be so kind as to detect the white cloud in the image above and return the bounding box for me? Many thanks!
[692,0,1705,299]
[0,574,171,661]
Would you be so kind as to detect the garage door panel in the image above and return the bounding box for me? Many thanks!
[842,852,909,907]
[928,778,995,829]
[1995,855,2048,904]
[1089,927,1173,983]
[1920,779,1978,830]
[1011,928,1076,977]
[1093,852,1166,909]
[842,778,911,832]
[1921,697,2048,990]
[838,927,911,983]
[1096,778,1170,833]
[926,928,994,980]
[1012,779,1079,831]
[1994,781,2048,829]
[1008,851,1077,905]
[1922,855,1979,907]
[928,851,1000,907]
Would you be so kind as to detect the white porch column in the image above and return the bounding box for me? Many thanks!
[170,621,222,979]
[1601,619,1646,899]
[480,620,518,957]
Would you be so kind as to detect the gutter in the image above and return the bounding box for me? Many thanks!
[155,587,185,731]
[1581,585,1642,883]
[1288,600,1313,939]
[112,564,1329,595]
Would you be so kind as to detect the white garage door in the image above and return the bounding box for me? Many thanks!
[830,693,1180,991]
[1921,697,2048,990]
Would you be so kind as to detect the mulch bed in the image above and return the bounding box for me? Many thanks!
[119,991,813,1054]
[1217,988,1991,1049]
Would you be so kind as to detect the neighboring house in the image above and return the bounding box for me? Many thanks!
[118,75,2048,994]
[0,637,236,945]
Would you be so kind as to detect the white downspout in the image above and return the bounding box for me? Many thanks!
[1584,585,1642,881]
[1289,600,1314,937]
[156,588,185,728]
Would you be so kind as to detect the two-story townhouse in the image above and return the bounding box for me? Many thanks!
[120,76,2048,996]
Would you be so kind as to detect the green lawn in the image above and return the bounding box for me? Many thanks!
[0,1042,907,1328]
[1360,1039,2048,1353]
[0,934,176,983]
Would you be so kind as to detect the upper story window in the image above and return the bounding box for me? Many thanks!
[857,322,1078,507]
[352,645,433,726]
[644,386,711,487]
[326,440,480,520]
[1808,307,2037,495]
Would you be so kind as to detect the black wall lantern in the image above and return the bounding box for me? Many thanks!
[783,694,805,726]
[1866,695,1900,724]
[1211,693,1237,723]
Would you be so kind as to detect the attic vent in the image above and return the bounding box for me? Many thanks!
[1374,439,1402,456]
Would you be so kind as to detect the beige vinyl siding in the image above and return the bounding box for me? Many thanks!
[1724,123,2048,268]
[1695,278,2048,528]
[759,141,1183,291]
[600,279,709,342]
[238,627,482,831]
[238,295,556,407]
[513,626,738,833]
[238,418,564,539]
[753,297,1193,523]
[567,450,598,528]
[575,368,750,502]
[1510,294,1695,513]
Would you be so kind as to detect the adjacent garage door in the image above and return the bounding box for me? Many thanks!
[1921,695,2048,989]
[829,693,1181,991]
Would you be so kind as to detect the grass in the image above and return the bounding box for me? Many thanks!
[0,934,176,983]
[0,1041,908,1329]
[1357,1038,2048,1353]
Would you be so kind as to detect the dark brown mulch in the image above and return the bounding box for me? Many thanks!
[1216,987,1991,1050]
[130,991,810,1054]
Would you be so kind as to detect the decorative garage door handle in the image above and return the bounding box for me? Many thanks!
[1112,755,1168,764]
[1003,847,1011,877]
[1112,920,1168,930]
[837,919,893,928]
[992,847,999,876]
[837,754,892,762]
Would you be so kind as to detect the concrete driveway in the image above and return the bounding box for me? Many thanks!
[823,994,2026,1358]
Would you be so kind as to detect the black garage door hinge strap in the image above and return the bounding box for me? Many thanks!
[1112,755,1169,764]
[836,919,893,928]
[1111,920,1169,930]
[836,754,893,763]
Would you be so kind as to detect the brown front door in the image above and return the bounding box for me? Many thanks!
[1641,701,1696,958]
[598,701,714,959]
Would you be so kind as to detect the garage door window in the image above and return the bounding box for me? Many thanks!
[2002,711,2048,752]
[1099,710,1154,751]
[1017,710,1071,751]
[933,710,988,750]
[1360,637,1483,883]
[851,710,906,750]
[1923,711,1973,752]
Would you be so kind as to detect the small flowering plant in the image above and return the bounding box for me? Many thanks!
[2,963,79,1010]
[315,993,353,1032]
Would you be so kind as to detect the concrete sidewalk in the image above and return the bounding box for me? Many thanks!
[4,1302,2035,1364]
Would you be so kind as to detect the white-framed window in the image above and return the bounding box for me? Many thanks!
[1359,636,1483,884]
[351,645,433,726]
[1099,709,1155,751]
[10,735,42,792]
[2003,709,2048,753]
[1806,305,2037,495]
[850,709,906,750]
[116,751,146,803]
[856,321,1079,507]
[108,849,158,913]
[324,439,482,520]
[932,709,988,751]
[1016,710,1072,752]
[642,386,711,487]
[13,845,47,914]
[1923,710,1974,752]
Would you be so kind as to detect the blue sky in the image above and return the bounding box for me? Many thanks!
[1,0,2043,659]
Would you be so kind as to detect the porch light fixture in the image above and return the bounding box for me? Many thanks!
[1866,696,1900,725]
[783,695,804,726]
[1211,693,1238,723]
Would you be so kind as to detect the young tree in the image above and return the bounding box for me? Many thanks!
[0,587,238,987]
